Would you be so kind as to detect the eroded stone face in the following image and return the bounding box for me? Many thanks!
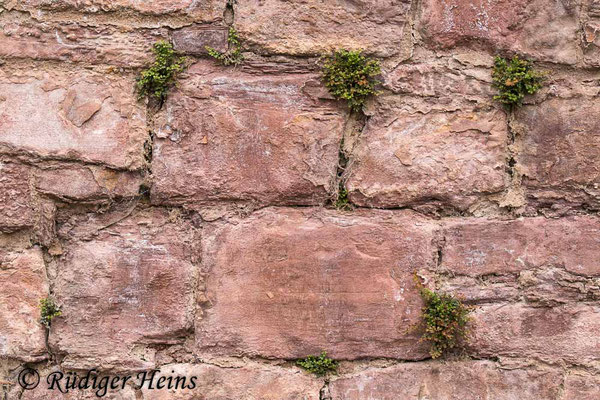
[347,97,507,210]
[50,208,199,371]
[140,363,321,400]
[0,68,146,170]
[235,0,413,57]
[418,0,580,64]
[442,216,600,276]
[329,361,562,399]
[196,208,437,360]
[471,304,600,365]
[0,244,48,362]
[12,0,223,19]
[515,98,600,210]
[0,162,33,232]
[151,61,345,207]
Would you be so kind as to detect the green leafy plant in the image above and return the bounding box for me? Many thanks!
[491,55,544,108]
[322,49,381,113]
[136,40,187,102]
[296,351,338,376]
[335,186,352,210]
[206,27,244,66]
[39,297,61,328]
[419,287,471,359]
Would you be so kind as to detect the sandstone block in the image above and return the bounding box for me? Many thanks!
[418,0,580,64]
[347,98,507,210]
[172,26,228,56]
[471,303,600,365]
[50,208,199,370]
[515,98,600,210]
[329,361,562,400]
[141,363,321,400]
[0,162,33,232]
[196,208,437,360]
[0,68,146,170]
[151,61,345,206]
[235,0,413,57]
[0,245,48,361]
[442,216,600,276]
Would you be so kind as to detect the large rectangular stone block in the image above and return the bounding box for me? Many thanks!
[235,0,413,57]
[0,162,34,232]
[151,61,345,207]
[0,67,146,170]
[347,98,507,210]
[329,361,562,400]
[514,98,600,210]
[196,208,438,360]
[442,216,600,276]
[418,0,580,64]
[50,208,199,370]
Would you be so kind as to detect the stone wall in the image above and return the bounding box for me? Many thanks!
[0,0,599,399]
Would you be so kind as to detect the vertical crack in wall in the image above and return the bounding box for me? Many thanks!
[498,110,527,214]
[319,380,332,400]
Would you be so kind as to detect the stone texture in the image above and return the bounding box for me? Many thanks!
[582,0,600,67]
[151,61,345,207]
[197,208,437,360]
[0,244,48,361]
[564,372,600,400]
[515,98,600,210]
[34,166,143,201]
[235,0,413,57]
[50,208,199,370]
[141,363,321,400]
[0,68,146,170]
[172,26,228,56]
[0,15,168,67]
[442,216,600,276]
[471,303,600,365]
[347,98,507,210]
[0,162,33,232]
[329,361,562,400]
[418,0,580,64]
[12,0,223,20]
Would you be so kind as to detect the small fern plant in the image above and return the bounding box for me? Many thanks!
[206,27,244,66]
[39,297,61,328]
[419,287,472,359]
[296,351,338,376]
[136,41,187,102]
[322,49,381,113]
[491,55,544,108]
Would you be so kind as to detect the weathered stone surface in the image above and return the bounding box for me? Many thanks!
[347,98,507,210]
[141,363,321,400]
[515,98,600,210]
[582,0,600,67]
[564,372,600,400]
[0,162,33,232]
[34,166,143,201]
[197,208,437,360]
[151,61,345,207]
[0,68,146,170]
[442,216,600,276]
[329,361,562,399]
[12,0,223,19]
[418,0,580,64]
[471,303,600,365]
[0,15,168,67]
[235,0,413,57]
[172,26,228,56]
[0,244,48,361]
[50,208,199,370]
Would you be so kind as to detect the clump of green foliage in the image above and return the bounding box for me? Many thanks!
[136,41,187,102]
[206,27,244,66]
[296,351,338,376]
[39,297,61,328]
[419,287,471,359]
[322,49,381,113]
[491,55,544,108]
[335,186,351,210]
